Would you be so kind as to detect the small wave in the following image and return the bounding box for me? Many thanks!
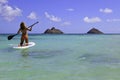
[78,54,120,64]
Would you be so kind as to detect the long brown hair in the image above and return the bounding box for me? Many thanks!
[20,22,26,30]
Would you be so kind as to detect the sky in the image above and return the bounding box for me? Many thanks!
[0,0,120,33]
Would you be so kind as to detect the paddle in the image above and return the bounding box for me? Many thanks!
[8,21,39,40]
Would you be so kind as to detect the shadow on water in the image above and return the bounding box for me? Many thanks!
[78,53,120,64]
[20,49,67,59]
[0,47,67,59]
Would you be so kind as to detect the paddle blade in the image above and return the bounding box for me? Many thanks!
[8,34,17,40]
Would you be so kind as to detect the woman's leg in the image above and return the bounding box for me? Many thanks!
[25,36,29,46]
[20,37,24,46]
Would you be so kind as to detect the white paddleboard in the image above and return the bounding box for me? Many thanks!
[13,42,35,49]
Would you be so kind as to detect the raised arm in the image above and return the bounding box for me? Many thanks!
[17,28,21,34]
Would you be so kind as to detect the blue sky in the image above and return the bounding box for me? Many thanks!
[0,0,120,33]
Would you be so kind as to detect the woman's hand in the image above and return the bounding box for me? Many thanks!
[27,27,32,31]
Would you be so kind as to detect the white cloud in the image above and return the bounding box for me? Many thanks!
[83,17,101,23]
[0,0,8,4]
[100,8,113,14]
[45,12,61,22]
[61,21,71,26]
[107,19,120,22]
[27,12,37,20]
[66,8,75,11]
[0,0,22,21]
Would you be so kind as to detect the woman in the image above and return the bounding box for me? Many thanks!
[17,22,32,46]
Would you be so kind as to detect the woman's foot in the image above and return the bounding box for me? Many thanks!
[25,43,28,46]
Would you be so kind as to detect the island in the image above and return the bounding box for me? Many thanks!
[87,28,103,34]
[44,27,64,34]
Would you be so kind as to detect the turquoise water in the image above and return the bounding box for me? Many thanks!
[0,34,120,80]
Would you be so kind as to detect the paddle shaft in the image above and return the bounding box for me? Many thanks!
[28,21,39,28]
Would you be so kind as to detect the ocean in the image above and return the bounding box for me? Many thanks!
[0,34,120,80]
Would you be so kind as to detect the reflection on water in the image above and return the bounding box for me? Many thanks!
[21,49,29,57]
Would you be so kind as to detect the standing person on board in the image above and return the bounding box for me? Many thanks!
[17,22,32,46]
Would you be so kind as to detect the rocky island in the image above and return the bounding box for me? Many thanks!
[87,28,103,34]
[44,27,63,34]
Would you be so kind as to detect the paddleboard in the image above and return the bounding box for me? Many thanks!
[13,42,35,49]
